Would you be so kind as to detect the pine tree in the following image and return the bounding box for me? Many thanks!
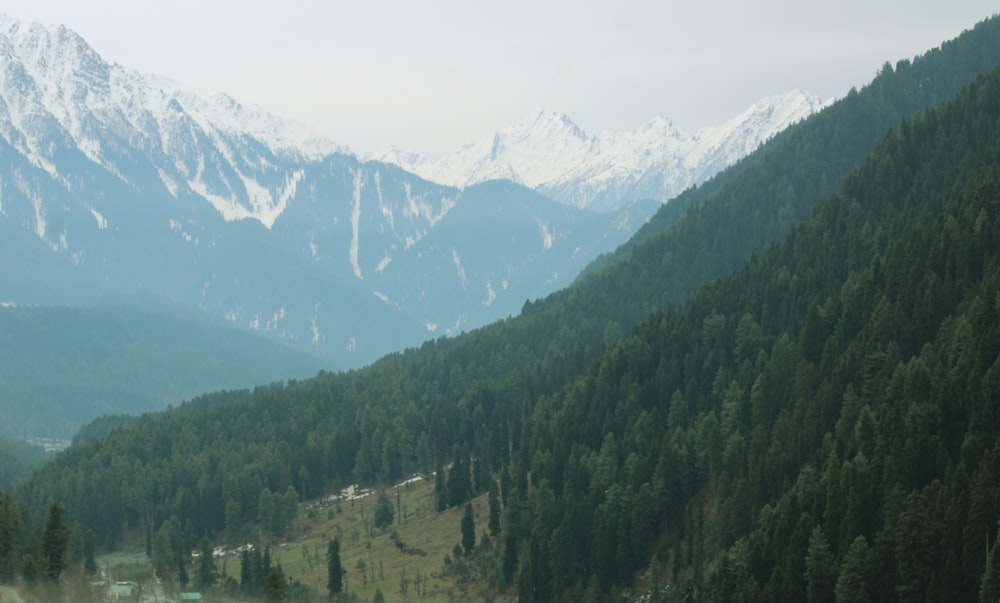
[263,562,288,603]
[488,478,502,536]
[196,537,217,589]
[41,501,69,583]
[835,535,873,603]
[461,503,476,555]
[262,548,273,592]
[982,523,1000,603]
[240,548,253,594]
[804,526,836,603]
[250,548,265,595]
[501,465,512,507]
[83,528,97,575]
[21,552,40,585]
[894,489,934,599]
[448,453,470,508]
[0,490,21,583]
[502,532,518,586]
[178,550,189,588]
[435,462,447,512]
[374,490,394,530]
[327,538,343,598]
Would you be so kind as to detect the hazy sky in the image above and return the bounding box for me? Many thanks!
[3,1,997,156]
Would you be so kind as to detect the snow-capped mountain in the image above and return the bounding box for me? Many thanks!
[372,91,827,212]
[0,16,654,367]
[0,16,346,227]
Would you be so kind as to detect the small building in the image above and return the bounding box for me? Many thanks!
[181,593,203,601]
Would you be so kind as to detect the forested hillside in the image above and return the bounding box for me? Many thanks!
[506,61,1000,602]
[690,65,1000,603]
[6,15,1000,603]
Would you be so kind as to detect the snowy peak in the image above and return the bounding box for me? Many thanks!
[633,115,684,140]
[373,91,827,211]
[747,88,826,124]
[1,16,103,78]
[0,15,344,227]
[510,108,589,144]
[387,109,596,189]
[680,89,828,184]
[697,89,827,151]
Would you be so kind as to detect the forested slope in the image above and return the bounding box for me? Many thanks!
[10,14,1000,603]
[501,62,1000,602]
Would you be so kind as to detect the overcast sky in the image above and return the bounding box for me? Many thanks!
[3,1,997,156]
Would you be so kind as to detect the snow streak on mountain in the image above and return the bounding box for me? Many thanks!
[0,15,346,228]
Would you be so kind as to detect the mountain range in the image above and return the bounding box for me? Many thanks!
[0,14,822,370]
[372,90,827,212]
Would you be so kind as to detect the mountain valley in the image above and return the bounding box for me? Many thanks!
[1,10,999,603]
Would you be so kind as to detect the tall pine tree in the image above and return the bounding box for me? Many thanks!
[835,536,873,603]
[196,537,217,589]
[462,503,476,555]
[804,526,836,603]
[982,523,1000,603]
[41,501,69,583]
[263,563,288,603]
[435,462,447,512]
[488,478,501,536]
[448,453,470,508]
[327,538,343,598]
[0,491,21,583]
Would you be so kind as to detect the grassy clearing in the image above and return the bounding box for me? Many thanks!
[220,478,495,602]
